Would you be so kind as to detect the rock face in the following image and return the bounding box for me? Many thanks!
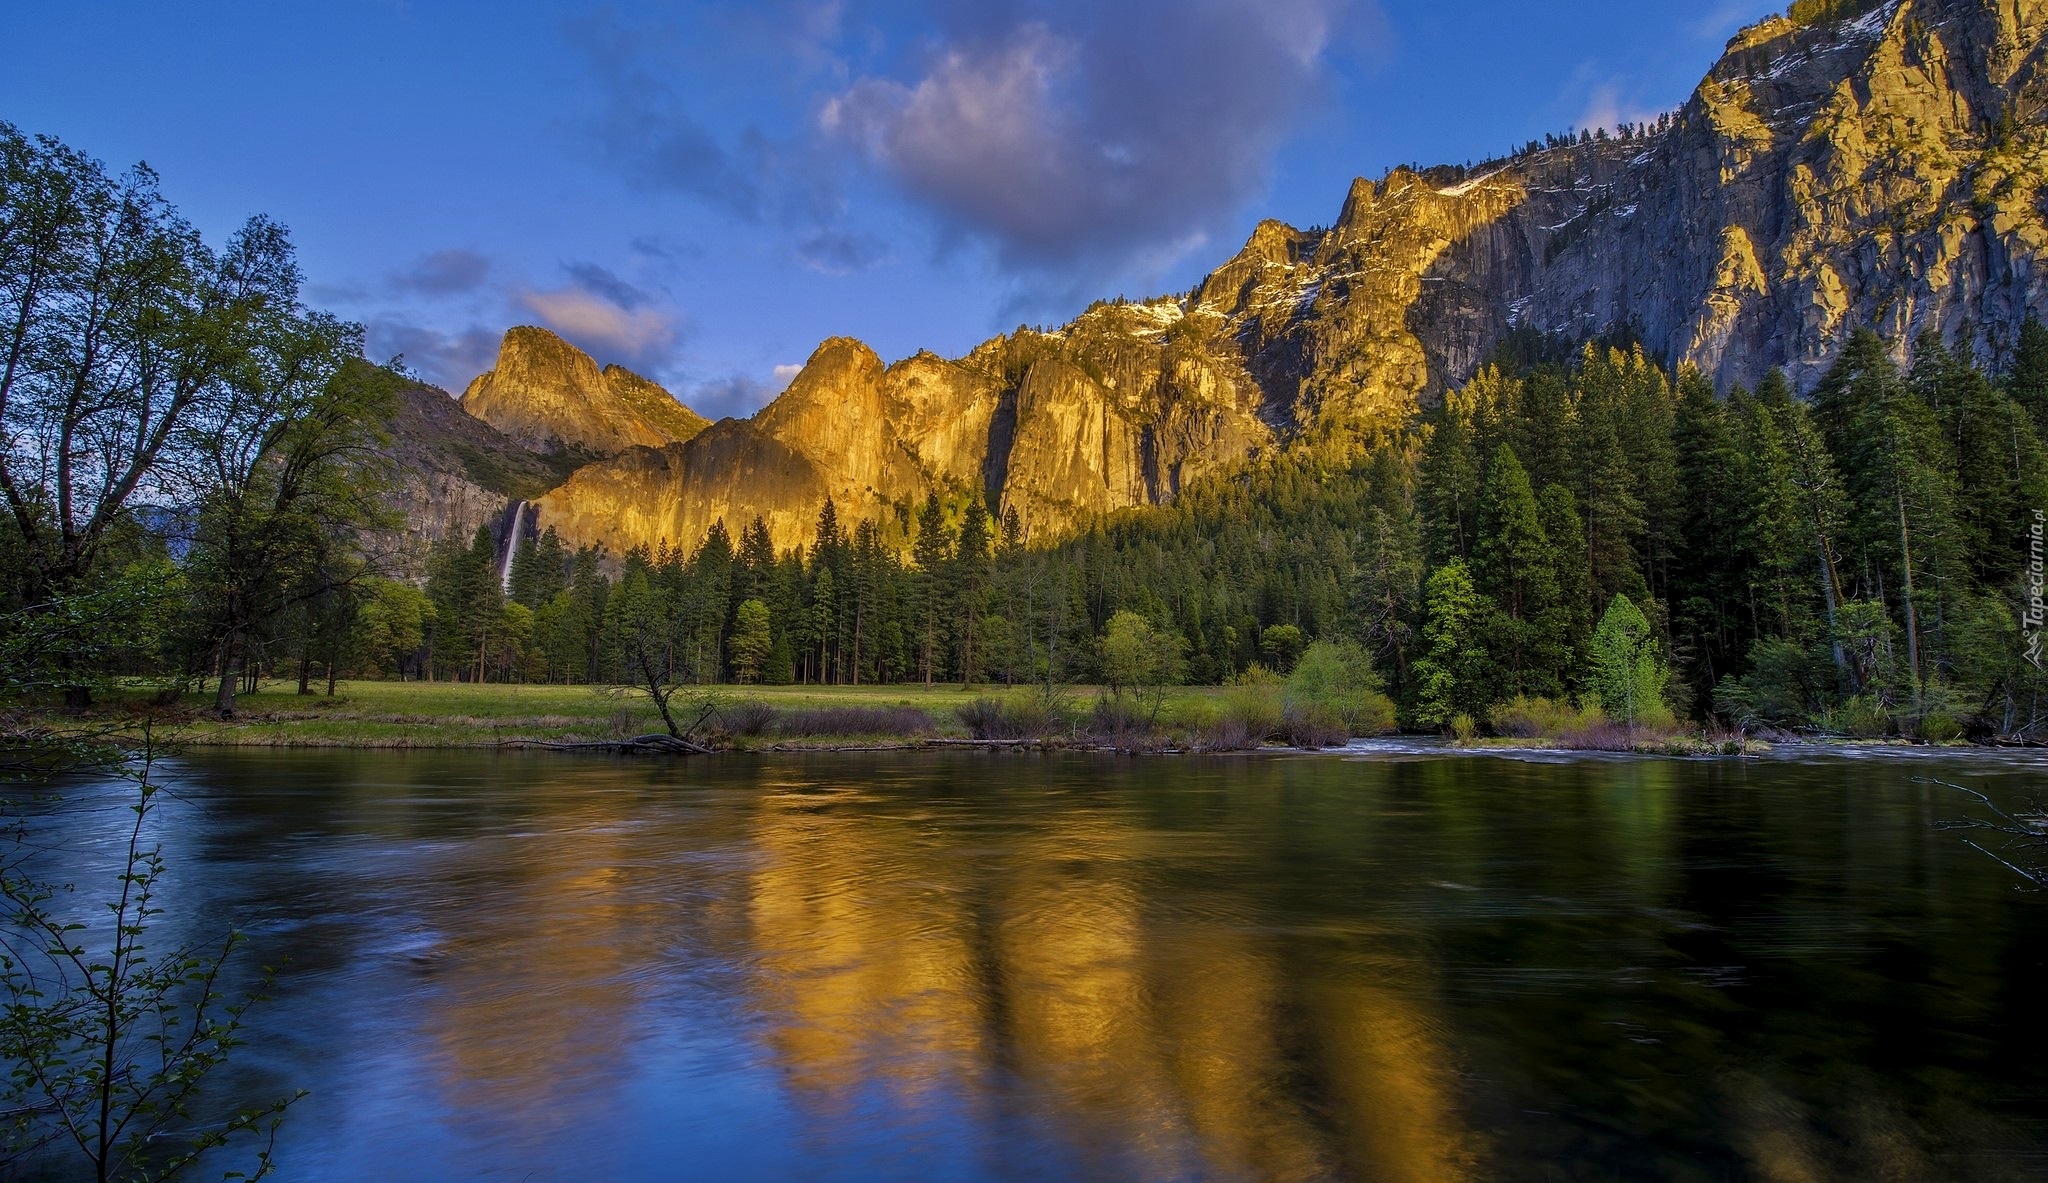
[1192,0,2048,417]
[494,0,2048,556]
[459,327,709,459]
[375,381,583,573]
[534,323,1270,551]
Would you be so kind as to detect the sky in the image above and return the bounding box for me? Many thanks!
[5,0,1775,419]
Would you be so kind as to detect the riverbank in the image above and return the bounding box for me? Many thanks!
[58,681,1241,751]
[19,680,2005,757]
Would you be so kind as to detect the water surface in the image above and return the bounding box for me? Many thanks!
[14,746,2048,1181]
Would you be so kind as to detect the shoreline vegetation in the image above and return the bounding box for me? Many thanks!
[18,680,2005,758]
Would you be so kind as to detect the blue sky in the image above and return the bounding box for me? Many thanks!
[5,0,1772,418]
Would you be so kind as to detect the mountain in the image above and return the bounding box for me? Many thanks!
[376,379,585,568]
[459,326,710,460]
[456,0,2048,557]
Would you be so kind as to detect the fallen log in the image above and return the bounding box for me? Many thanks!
[497,733,713,756]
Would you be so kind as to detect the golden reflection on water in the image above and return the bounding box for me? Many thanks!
[730,774,1477,1181]
[126,750,2048,1180]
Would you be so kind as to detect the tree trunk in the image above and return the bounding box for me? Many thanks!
[214,635,239,718]
[1897,489,1923,710]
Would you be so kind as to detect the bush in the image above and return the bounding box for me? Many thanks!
[1085,695,1161,749]
[776,705,937,737]
[1489,695,1604,739]
[956,690,1071,740]
[716,700,777,737]
[1278,705,1349,748]
[1450,712,1478,742]
[1552,721,1639,751]
[1829,694,1892,738]
[1218,673,1284,743]
[1190,714,1263,752]
[1284,639,1396,737]
[1917,709,1964,743]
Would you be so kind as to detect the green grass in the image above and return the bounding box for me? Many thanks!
[95,680,1239,749]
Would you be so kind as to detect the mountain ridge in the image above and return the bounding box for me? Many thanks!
[431,0,2048,558]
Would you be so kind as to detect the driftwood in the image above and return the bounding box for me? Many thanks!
[498,733,712,756]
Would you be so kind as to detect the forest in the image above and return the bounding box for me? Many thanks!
[7,120,2048,741]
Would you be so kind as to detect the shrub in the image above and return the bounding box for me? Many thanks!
[1552,721,1639,751]
[776,705,936,737]
[1189,714,1262,752]
[1219,674,1284,743]
[1830,694,1892,738]
[1450,712,1477,743]
[1284,639,1396,737]
[1085,695,1160,749]
[1917,709,1964,743]
[956,690,1071,740]
[716,700,777,737]
[1489,695,1604,739]
[956,697,1013,739]
[1278,705,1349,748]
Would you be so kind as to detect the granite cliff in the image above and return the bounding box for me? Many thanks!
[460,326,709,460]
[442,0,2048,557]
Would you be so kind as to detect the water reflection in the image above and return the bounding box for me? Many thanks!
[13,748,2047,1181]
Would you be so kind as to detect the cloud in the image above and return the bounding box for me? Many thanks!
[772,363,804,384]
[561,261,657,310]
[690,373,786,421]
[574,12,840,227]
[389,248,491,296]
[628,234,705,263]
[364,320,504,392]
[820,0,1371,274]
[1688,0,1768,40]
[518,286,684,375]
[1575,81,1666,135]
[795,229,890,275]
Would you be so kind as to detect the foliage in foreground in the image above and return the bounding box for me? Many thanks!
[1,737,300,1181]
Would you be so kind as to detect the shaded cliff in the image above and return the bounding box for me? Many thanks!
[376,381,582,571]
[502,0,2048,557]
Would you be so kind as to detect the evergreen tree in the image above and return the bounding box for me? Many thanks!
[1410,560,1492,728]
[2005,316,2048,434]
[1474,445,1564,694]
[912,493,954,685]
[954,492,993,684]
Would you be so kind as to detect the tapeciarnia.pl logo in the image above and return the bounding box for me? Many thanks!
[2028,510,2046,670]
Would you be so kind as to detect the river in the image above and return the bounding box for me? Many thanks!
[8,745,2047,1181]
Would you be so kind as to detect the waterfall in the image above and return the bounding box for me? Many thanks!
[498,500,529,594]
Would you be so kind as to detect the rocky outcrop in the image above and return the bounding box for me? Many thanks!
[374,381,582,573]
[459,327,709,459]
[493,0,2048,557]
[536,320,1269,552]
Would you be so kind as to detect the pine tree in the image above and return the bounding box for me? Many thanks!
[912,493,954,685]
[1474,445,1563,694]
[951,493,992,684]
[1410,560,1492,728]
[2006,316,2048,435]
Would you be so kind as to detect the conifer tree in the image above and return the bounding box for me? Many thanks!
[912,493,954,685]
[1411,560,1491,728]
[1474,445,1563,694]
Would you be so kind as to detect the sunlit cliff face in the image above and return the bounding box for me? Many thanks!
[413,0,2048,566]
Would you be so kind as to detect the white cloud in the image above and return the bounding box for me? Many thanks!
[518,287,680,362]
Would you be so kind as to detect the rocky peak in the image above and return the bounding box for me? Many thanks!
[459,326,708,459]
[485,0,2048,560]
